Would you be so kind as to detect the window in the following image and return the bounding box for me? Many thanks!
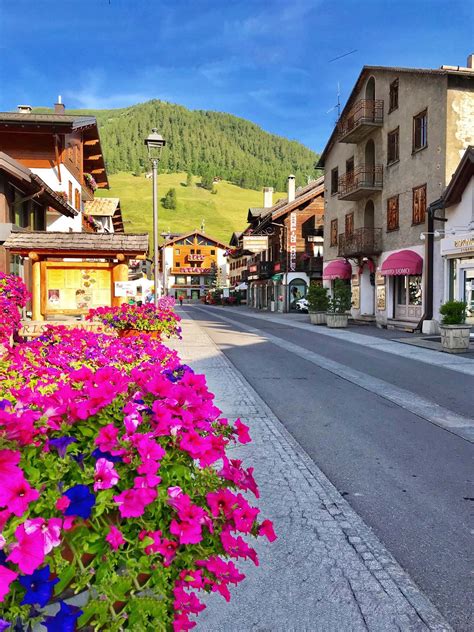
[331,168,338,195]
[211,249,215,255]
[175,261,180,267]
[389,79,399,112]
[68,181,73,203]
[387,128,399,164]
[387,195,399,231]
[176,248,180,255]
[345,212,354,238]
[413,110,427,152]
[330,219,338,247]
[412,184,426,225]
[33,204,45,231]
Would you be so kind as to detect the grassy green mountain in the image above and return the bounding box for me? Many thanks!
[96,172,285,245]
[66,100,319,191]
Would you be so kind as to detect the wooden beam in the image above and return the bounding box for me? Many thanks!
[84,139,99,146]
[91,168,105,175]
[53,135,62,183]
[84,154,101,161]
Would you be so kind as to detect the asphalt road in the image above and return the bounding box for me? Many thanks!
[185,305,474,632]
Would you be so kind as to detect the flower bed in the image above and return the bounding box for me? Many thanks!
[0,276,275,631]
[87,303,182,339]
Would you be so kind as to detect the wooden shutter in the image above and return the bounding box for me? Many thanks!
[387,196,399,231]
[412,185,426,224]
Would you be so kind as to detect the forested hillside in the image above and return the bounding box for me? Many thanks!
[44,100,319,190]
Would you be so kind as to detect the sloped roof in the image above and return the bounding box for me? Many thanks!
[443,146,474,206]
[84,198,120,217]
[3,231,148,255]
[0,151,77,218]
[0,112,97,130]
[162,230,229,250]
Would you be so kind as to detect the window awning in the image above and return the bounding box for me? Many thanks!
[381,250,423,276]
[322,259,352,280]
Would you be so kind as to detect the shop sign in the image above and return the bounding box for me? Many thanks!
[440,234,474,256]
[376,285,386,310]
[114,281,136,297]
[249,264,257,273]
[375,272,385,285]
[289,212,297,272]
[351,274,359,286]
[243,236,268,253]
[180,267,211,273]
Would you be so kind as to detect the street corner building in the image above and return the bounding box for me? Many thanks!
[318,57,474,332]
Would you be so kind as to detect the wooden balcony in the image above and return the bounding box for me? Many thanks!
[337,100,384,143]
[338,228,382,258]
[338,165,383,201]
[302,256,323,275]
[247,261,273,280]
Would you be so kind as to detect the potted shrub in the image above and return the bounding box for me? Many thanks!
[439,300,471,353]
[307,284,329,325]
[326,280,352,328]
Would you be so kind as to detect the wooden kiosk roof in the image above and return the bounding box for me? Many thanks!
[3,231,148,258]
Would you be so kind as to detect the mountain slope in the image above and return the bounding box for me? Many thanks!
[47,100,319,191]
[96,172,285,245]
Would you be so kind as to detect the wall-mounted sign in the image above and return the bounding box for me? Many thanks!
[352,285,360,309]
[440,233,474,256]
[351,274,360,287]
[288,212,297,272]
[44,264,112,314]
[179,267,211,274]
[114,281,137,297]
[376,285,386,310]
[375,272,385,286]
[243,236,268,253]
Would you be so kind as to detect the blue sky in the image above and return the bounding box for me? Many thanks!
[0,0,472,153]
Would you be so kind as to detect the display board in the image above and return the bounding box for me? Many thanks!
[44,264,113,314]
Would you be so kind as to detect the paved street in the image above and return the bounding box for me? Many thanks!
[174,306,473,631]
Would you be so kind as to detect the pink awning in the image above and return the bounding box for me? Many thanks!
[381,250,423,276]
[322,259,352,280]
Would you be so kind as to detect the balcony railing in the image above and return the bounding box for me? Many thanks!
[302,256,323,274]
[337,99,384,143]
[187,253,205,262]
[338,228,382,258]
[338,165,383,201]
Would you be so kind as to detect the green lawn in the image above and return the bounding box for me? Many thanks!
[97,172,285,245]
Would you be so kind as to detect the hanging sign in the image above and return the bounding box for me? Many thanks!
[376,285,386,310]
[289,212,297,272]
[243,236,268,253]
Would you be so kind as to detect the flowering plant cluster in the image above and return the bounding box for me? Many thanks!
[0,274,29,347]
[0,298,274,629]
[87,303,182,338]
[84,173,98,191]
[157,296,176,311]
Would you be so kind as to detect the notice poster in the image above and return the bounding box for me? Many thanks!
[352,285,360,309]
[45,266,112,312]
[376,285,386,310]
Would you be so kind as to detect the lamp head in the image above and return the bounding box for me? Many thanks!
[420,233,426,241]
[145,128,166,160]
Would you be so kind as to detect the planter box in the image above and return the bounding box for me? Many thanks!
[439,324,471,354]
[309,311,327,325]
[326,313,349,328]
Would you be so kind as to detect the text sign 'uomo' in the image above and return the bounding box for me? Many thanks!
[243,236,268,253]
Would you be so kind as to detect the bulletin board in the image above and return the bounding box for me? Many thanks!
[42,262,113,315]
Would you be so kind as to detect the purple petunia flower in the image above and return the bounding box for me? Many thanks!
[48,436,77,458]
[19,565,59,607]
[44,602,82,632]
[64,485,95,519]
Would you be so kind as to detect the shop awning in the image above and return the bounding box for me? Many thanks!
[235,282,248,291]
[322,259,352,280]
[271,273,283,282]
[381,250,423,276]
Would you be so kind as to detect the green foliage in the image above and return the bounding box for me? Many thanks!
[200,171,214,191]
[327,280,352,314]
[162,187,177,209]
[439,300,467,325]
[185,172,193,187]
[37,100,320,191]
[307,283,329,312]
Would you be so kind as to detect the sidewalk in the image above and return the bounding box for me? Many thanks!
[169,312,452,632]
[204,305,474,375]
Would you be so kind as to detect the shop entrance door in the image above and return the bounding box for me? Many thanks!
[394,275,422,320]
[463,269,474,324]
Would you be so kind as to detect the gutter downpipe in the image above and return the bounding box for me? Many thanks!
[426,197,446,322]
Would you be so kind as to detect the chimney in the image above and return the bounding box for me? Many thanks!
[287,174,296,203]
[467,54,474,69]
[54,95,65,114]
[17,105,32,114]
[263,187,273,208]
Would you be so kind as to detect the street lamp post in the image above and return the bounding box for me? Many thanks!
[144,129,166,307]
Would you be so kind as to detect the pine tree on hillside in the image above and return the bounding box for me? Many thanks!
[186,172,193,187]
[162,188,177,209]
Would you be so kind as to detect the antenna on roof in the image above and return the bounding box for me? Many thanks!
[326,82,341,122]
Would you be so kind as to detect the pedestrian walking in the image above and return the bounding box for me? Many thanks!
[179,296,183,307]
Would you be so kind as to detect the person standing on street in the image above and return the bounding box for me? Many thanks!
[179,296,183,307]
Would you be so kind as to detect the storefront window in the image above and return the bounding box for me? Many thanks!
[448,259,456,301]
[464,269,474,323]
[408,275,422,305]
[289,278,307,311]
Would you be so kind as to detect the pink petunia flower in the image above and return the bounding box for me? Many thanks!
[258,519,277,542]
[7,523,45,574]
[0,565,18,602]
[24,518,62,554]
[0,474,40,517]
[106,525,125,551]
[94,458,120,491]
[113,486,157,518]
[234,419,251,444]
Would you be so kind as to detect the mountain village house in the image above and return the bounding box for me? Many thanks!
[160,230,229,300]
[236,176,324,312]
[0,102,147,320]
[318,57,474,332]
